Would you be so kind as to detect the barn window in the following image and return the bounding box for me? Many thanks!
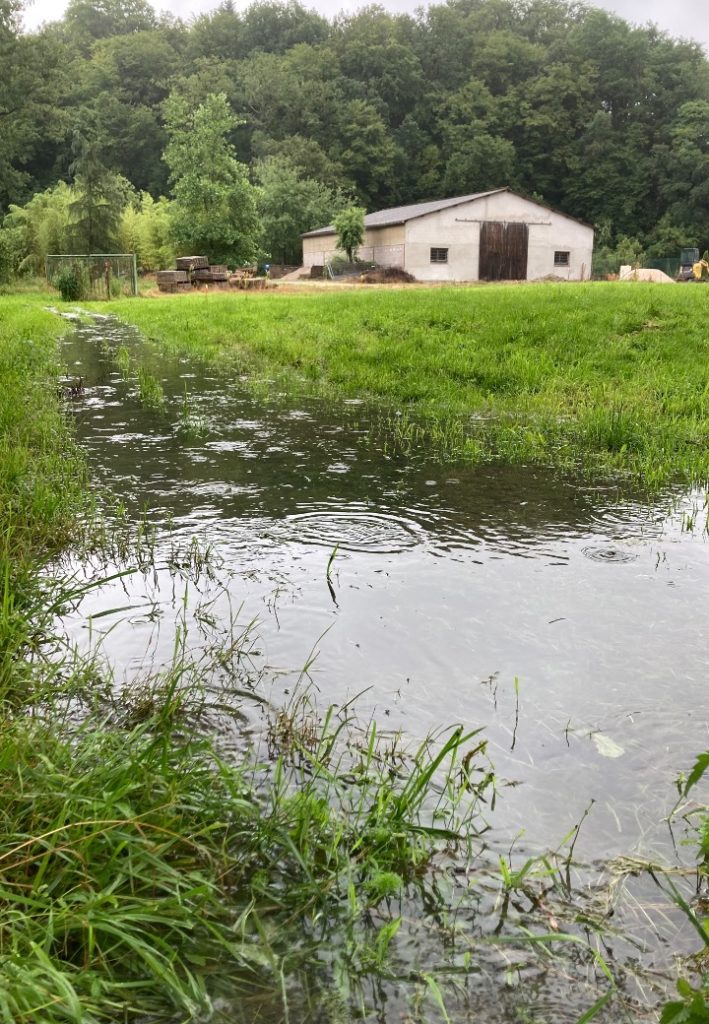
[430,247,449,263]
[554,251,570,267]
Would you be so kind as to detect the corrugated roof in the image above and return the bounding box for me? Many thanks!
[302,188,594,237]
[302,189,506,237]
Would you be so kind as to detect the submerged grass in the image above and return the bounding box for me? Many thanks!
[0,648,498,1022]
[94,282,709,487]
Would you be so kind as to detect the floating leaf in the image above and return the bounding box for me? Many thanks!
[592,733,625,759]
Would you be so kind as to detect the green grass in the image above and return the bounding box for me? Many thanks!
[96,282,709,487]
[0,295,91,700]
[0,296,87,560]
[0,654,496,1022]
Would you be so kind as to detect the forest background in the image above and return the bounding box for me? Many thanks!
[2,0,709,277]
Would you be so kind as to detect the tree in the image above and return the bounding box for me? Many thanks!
[117,193,175,271]
[335,100,399,207]
[188,2,243,62]
[68,131,131,251]
[644,215,697,262]
[591,222,646,278]
[659,101,709,241]
[252,133,344,190]
[74,30,180,193]
[239,0,327,55]
[64,0,156,51]
[0,221,22,282]
[443,134,517,195]
[3,181,74,274]
[0,0,67,212]
[163,91,260,265]
[236,45,345,153]
[333,7,424,128]
[334,205,365,263]
[256,156,344,265]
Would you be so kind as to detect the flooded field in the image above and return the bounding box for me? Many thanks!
[55,314,709,1019]
[51,315,709,1019]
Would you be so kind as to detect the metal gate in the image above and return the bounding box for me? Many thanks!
[479,222,529,281]
[46,254,138,298]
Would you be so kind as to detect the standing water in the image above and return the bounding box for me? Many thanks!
[62,315,708,872]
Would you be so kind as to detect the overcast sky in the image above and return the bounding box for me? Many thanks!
[20,0,709,50]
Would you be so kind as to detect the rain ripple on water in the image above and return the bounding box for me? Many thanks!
[286,506,423,554]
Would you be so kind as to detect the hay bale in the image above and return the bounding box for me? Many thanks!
[157,270,188,283]
[191,266,228,283]
[157,269,190,292]
[229,275,267,290]
[175,256,208,271]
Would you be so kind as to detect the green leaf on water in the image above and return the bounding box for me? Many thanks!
[592,733,625,759]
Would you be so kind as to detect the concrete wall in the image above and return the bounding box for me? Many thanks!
[404,192,593,282]
[302,224,405,268]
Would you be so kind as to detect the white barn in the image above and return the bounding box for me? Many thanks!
[302,188,594,282]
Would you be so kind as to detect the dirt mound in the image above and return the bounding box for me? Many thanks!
[619,266,675,284]
[359,267,416,284]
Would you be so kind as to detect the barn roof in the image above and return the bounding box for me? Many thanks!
[302,188,593,237]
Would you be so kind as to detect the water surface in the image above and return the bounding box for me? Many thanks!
[61,317,709,867]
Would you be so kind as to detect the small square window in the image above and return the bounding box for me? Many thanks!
[554,251,570,267]
[430,247,449,264]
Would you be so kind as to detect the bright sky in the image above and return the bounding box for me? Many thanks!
[20,0,709,51]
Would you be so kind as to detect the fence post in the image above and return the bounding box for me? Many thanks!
[132,254,138,296]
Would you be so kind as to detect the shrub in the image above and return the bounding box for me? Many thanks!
[53,264,88,301]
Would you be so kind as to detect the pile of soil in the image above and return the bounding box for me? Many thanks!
[619,266,676,284]
[359,267,417,284]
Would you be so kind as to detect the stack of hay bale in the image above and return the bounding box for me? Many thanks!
[157,256,229,292]
[156,269,191,292]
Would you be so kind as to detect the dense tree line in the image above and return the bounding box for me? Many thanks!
[2,0,709,274]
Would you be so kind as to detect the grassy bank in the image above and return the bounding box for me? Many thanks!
[98,282,709,487]
[0,297,86,561]
[0,297,91,699]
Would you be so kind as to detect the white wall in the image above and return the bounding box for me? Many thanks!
[302,225,405,268]
[404,191,594,282]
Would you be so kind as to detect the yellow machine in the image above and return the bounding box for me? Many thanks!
[692,259,709,281]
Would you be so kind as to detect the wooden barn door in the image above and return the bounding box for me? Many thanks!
[479,221,529,280]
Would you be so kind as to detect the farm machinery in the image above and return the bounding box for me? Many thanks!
[677,247,709,281]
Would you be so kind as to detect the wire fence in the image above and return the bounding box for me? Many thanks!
[646,258,680,279]
[46,254,138,298]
